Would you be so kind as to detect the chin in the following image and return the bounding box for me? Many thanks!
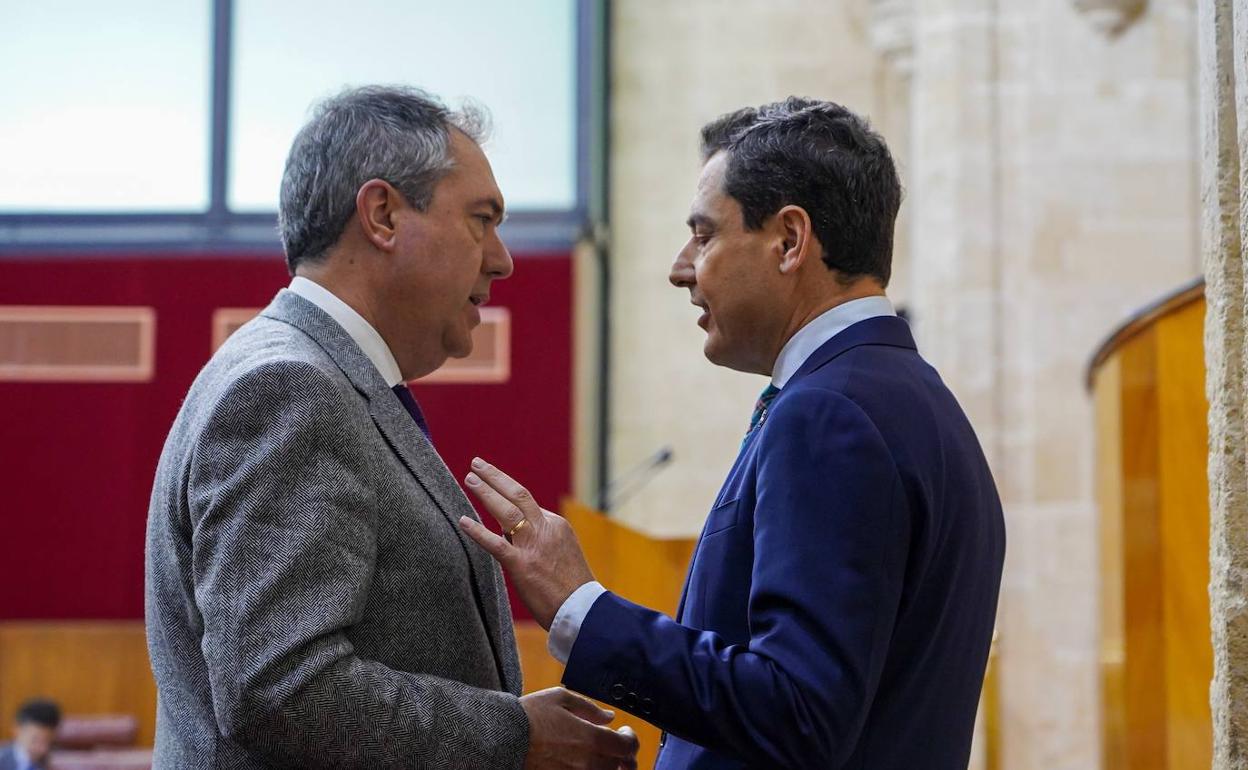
[445,334,475,360]
[703,337,760,375]
[703,337,731,367]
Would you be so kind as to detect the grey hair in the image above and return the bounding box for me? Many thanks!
[277,84,490,272]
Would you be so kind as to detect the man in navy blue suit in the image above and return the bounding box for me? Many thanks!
[460,97,1006,769]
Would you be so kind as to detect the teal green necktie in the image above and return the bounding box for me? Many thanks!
[744,383,781,445]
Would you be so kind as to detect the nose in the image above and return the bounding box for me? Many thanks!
[669,239,695,289]
[486,228,514,281]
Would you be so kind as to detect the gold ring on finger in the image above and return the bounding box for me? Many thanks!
[506,518,529,538]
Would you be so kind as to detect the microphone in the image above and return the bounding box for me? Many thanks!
[604,446,674,512]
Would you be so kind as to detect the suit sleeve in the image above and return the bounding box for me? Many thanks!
[562,388,909,769]
[187,361,528,769]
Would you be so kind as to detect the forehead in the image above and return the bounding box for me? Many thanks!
[442,130,503,202]
[688,151,736,223]
[694,152,728,202]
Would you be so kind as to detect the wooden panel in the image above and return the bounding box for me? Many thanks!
[0,306,154,382]
[1094,290,1212,770]
[1156,301,1212,769]
[550,500,696,769]
[562,500,695,616]
[515,620,565,694]
[210,307,258,351]
[421,307,511,384]
[981,631,1001,770]
[211,305,511,383]
[1097,355,1128,770]
[0,622,156,747]
[1118,328,1168,767]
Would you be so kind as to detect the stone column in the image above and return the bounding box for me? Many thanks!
[856,0,917,309]
[909,3,1006,767]
[911,0,1199,767]
[1199,0,1248,765]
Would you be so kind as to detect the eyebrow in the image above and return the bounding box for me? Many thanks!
[473,197,507,224]
[686,212,715,231]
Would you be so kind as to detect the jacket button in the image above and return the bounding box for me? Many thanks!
[624,692,638,710]
[610,684,626,702]
[641,698,654,716]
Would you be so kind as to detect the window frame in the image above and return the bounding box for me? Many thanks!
[0,0,598,256]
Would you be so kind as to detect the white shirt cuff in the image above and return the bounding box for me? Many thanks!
[546,581,607,665]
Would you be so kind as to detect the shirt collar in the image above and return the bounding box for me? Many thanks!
[287,276,405,388]
[13,744,36,770]
[771,295,896,388]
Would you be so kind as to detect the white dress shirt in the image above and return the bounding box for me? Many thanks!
[546,295,897,664]
[287,276,405,388]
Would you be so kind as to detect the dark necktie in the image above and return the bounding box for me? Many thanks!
[744,383,781,445]
[391,383,431,440]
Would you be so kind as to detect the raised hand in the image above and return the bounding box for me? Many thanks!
[458,458,595,629]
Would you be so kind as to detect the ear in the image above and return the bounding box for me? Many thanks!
[775,205,816,275]
[356,179,403,252]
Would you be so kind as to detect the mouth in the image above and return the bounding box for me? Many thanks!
[692,299,710,329]
[469,294,488,307]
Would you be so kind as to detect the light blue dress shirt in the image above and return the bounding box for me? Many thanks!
[13,743,38,770]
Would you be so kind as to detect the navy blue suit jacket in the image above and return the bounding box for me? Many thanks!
[563,316,1005,769]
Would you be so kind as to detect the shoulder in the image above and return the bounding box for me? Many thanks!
[766,382,874,436]
[205,314,344,391]
[186,320,359,427]
[760,380,898,477]
[781,338,934,428]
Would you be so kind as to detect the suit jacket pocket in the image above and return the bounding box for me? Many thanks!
[701,497,741,537]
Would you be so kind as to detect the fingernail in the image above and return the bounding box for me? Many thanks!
[471,457,485,469]
[465,472,481,486]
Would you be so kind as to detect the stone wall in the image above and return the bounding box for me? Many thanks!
[1198,0,1248,764]
[908,0,1200,767]
[604,0,1201,766]
[606,0,883,534]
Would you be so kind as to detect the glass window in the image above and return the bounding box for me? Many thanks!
[0,1,212,212]
[229,0,577,213]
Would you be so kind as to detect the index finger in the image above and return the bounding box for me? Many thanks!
[469,458,541,518]
[590,723,640,760]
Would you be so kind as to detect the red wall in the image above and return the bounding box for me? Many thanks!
[0,253,572,620]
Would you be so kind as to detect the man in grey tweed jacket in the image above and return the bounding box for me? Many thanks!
[145,86,639,769]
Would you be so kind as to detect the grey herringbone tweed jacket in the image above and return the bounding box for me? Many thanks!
[145,290,527,769]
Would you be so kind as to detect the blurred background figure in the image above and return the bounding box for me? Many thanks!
[0,699,60,770]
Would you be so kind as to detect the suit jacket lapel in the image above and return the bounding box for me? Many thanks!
[261,290,516,692]
[368,396,513,680]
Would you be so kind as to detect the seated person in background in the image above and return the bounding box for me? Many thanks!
[0,699,60,770]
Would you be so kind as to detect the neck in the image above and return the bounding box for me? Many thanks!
[788,282,885,338]
[762,279,886,373]
[296,261,383,331]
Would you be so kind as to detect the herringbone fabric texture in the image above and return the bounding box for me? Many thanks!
[145,290,526,769]
[392,383,432,440]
